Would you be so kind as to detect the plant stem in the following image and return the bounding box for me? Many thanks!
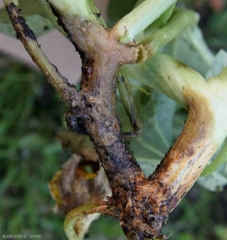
[4,0,75,104]
[138,3,176,38]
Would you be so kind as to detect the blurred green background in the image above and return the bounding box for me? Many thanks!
[1,0,227,240]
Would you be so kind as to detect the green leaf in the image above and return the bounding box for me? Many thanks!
[117,81,176,176]
[164,26,214,76]
[119,88,176,176]
[206,49,227,78]
[138,158,161,177]
[198,172,227,192]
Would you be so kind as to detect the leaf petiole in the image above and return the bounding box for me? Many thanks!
[113,0,177,43]
[141,8,199,58]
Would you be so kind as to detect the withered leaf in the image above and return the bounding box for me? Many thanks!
[49,154,110,214]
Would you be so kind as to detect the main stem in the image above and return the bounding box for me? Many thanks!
[54,12,146,201]
[68,44,146,192]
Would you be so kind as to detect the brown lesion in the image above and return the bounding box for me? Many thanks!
[145,91,216,215]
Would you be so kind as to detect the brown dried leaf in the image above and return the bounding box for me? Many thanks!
[49,133,111,239]
[49,154,110,214]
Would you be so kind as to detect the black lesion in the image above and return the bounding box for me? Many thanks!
[65,101,97,135]
[81,57,94,82]
[65,108,88,135]
[6,3,37,41]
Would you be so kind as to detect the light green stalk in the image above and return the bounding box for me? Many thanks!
[113,0,177,43]
[134,3,177,44]
[141,9,199,56]
[141,4,176,37]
